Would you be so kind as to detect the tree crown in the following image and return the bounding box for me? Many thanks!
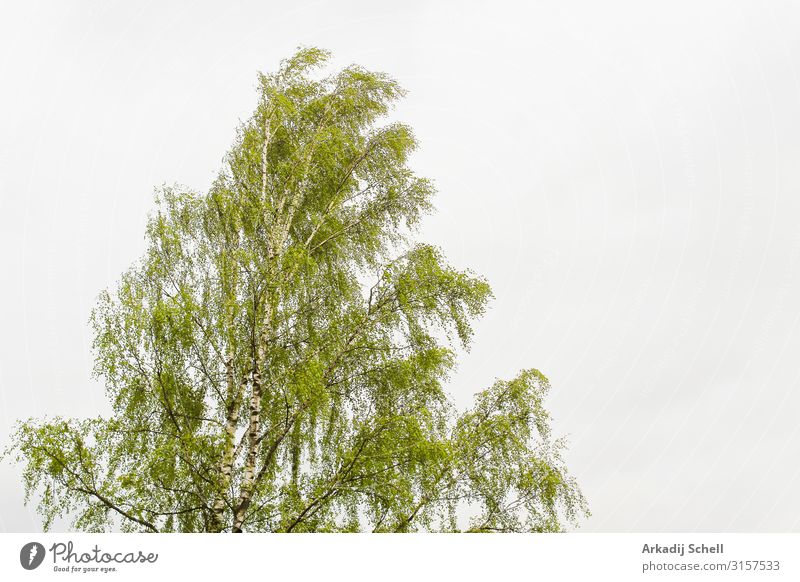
[6,48,587,533]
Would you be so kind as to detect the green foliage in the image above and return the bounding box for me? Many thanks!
[4,47,587,532]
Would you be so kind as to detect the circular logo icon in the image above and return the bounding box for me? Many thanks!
[20,542,46,570]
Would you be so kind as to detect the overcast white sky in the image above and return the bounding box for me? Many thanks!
[2,0,800,532]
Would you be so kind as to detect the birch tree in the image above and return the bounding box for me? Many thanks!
[6,48,587,532]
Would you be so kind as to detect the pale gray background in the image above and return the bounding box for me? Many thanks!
[2,0,800,532]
